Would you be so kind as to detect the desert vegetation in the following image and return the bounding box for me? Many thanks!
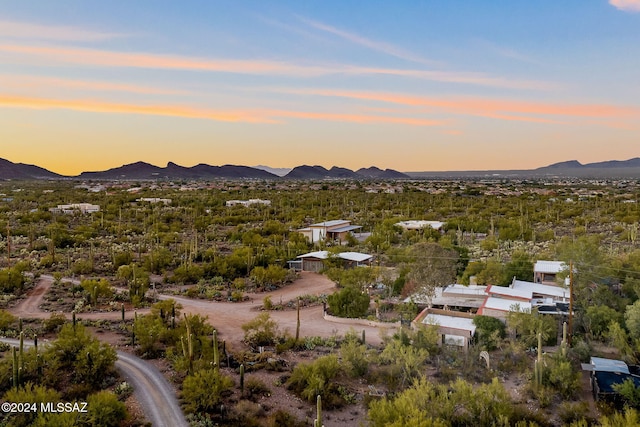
[1,177,640,426]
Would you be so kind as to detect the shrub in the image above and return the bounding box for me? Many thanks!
[181,369,234,413]
[242,312,280,347]
[43,313,67,333]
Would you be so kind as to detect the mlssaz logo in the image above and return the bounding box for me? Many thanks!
[40,402,88,413]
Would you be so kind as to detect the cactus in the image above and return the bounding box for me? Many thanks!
[121,303,125,322]
[362,329,366,345]
[183,314,194,374]
[19,331,24,371]
[18,317,23,332]
[72,312,76,329]
[561,322,568,358]
[12,346,18,388]
[213,329,220,372]
[34,334,38,352]
[240,364,245,396]
[314,394,323,427]
[534,332,544,389]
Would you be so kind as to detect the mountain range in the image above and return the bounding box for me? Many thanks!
[2,157,640,180]
[0,158,409,180]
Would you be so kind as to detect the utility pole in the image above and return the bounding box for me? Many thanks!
[568,260,574,346]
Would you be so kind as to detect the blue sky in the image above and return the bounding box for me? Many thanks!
[1,1,639,174]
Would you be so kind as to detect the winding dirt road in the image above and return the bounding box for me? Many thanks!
[0,337,188,427]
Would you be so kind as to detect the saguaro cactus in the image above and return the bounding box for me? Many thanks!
[314,394,323,427]
[213,329,220,372]
[240,364,245,396]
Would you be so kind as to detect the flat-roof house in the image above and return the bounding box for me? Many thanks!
[405,284,488,311]
[477,284,532,320]
[49,203,100,214]
[298,220,362,243]
[288,250,372,272]
[413,308,476,349]
[395,220,445,232]
[534,260,568,285]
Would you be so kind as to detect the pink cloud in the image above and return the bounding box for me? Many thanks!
[610,0,640,12]
[0,20,124,41]
[290,89,639,124]
[0,94,441,127]
[0,43,553,90]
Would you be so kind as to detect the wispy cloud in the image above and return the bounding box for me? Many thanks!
[0,43,553,90]
[285,88,640,124]
[0,95,274,123]
[0,74,188,95]
[0,94,441,126]
[476,40,543,66]
[299,17,439,66]
[610,0,640,12]
[0,20,124,41]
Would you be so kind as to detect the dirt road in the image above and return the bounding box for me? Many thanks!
[9,272,394,348]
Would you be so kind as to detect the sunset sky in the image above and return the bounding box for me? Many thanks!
[1,1,640,175]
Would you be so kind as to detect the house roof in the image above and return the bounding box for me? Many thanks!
[512,279,570,299]
[486,284,532,300]
[328,225,362,233]
[589,357,630,374]
[480,297,531,313]
[338,251,373,262]
[310,219,350,227]
[534,260,567,274]
[296,251,372,262]
[405,285,487,308]
[423,314,476,335]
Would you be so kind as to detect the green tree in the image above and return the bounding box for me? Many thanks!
[403,242,459,299]
[626,300,640,340]
[327,286,370,318]
[473,315,506,350]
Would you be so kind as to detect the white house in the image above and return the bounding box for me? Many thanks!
[534,260,568,285]
[395,220,445,231]
[50,203,100,214]
[297,220,362,243]
[226,199,271,207]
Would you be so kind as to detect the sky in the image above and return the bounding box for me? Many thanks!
[1,0,640,175]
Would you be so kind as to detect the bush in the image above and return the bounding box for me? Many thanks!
[242,312,280,347]
[181,369,234,413]
[286,355,344,408]
[43,313,67,333]
[327,285,370,318]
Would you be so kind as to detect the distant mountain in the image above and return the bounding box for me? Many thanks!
[284,165,409,179]
[357,166,410,179]
[285,165,332,179]
[252,165,292,177]
[0,158,62,180]
[78,162,278,180]
[584,157,640,168]
[78,161,165,180]
[539,160,583,169]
